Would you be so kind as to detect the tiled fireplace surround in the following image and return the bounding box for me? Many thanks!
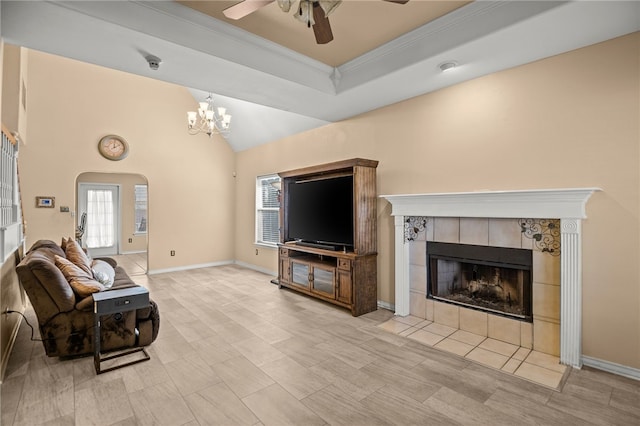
[407,217,560,356]
[381,189,599,369]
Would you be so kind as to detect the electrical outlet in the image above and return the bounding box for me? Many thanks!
[59,206,70,212]
[255,249,259,255]
[170,250,175,256]
[128,238,133,243]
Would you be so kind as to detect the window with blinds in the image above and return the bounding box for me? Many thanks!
[256,175,280,246]
[1,131,18,228]
[134,184,147,234]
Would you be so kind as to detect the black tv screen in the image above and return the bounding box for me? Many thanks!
[286,175,354,249]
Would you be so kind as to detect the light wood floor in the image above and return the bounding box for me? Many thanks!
[110,252,147,276]
[2,261,639,425]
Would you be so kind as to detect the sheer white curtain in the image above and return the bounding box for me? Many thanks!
[85,189,114,248]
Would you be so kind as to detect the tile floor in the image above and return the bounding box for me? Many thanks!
[110,252,147,276]
[3,258,639,425]
[378,315,567,390]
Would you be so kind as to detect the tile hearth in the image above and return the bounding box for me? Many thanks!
[378,315,568,390]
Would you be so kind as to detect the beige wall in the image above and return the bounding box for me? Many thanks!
[8,34,640,370]
[1,44,27,142]
[78,172,148,254]
[21,49,236,271]
[235,33,640,369]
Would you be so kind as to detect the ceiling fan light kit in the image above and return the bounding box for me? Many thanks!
[223,0,407,44]
[294,1,315,28]
[277,0,293,13]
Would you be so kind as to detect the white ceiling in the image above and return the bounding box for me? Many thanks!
[2,1,639,152]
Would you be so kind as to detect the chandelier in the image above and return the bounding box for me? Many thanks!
[187,93,232,137]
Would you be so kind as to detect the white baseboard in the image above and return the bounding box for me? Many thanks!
[377,300,395,311]
[234,261,277,277]
[1,306,24,383]
[119,250,147,255]
[582,355,640,381]
[148,260,233,275]
[148,260,277,277]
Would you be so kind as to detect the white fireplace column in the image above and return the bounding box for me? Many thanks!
[560,218,582,367]
[393,215,411,317]
[381,188,600,368]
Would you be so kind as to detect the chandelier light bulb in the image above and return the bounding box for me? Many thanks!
[187,111,197,126]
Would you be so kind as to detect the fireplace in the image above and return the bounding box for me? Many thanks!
[381,188,600,367]
[427,242,532,322]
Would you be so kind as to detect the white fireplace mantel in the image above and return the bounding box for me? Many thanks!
[380,188,600,368]
[382,188,599,219]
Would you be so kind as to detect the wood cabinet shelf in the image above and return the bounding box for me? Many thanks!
[277,159,378,316]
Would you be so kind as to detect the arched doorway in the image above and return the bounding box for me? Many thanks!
[76,172,148,275]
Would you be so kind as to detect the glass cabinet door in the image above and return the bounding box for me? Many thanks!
[291,261,310,289]
[312,266,335,298]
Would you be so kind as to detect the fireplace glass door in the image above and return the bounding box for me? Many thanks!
[427,242,532,321]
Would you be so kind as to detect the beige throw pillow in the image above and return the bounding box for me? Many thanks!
[65,239,93,276]
[55,255,105,297]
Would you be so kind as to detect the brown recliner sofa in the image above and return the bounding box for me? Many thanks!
[16,239,159,358]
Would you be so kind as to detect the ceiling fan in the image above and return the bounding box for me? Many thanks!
[223,0,409,45]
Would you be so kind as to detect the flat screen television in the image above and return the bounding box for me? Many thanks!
[285,175,354,250]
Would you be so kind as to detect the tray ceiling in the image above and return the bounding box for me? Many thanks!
[1,1,638,151]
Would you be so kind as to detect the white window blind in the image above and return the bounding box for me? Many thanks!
[256,175,280,246]
[134,184,147,234]
[0,128,22,261]
[1,131,18,227]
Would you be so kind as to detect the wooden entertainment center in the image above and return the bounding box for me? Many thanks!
[277,158,378,316]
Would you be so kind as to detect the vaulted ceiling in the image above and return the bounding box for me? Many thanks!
[2,1,639,151]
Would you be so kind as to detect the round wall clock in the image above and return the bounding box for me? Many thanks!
[98,135,129,161]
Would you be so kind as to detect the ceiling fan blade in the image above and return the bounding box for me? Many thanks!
[312,2,333,44]
[384,0,409,4]
[223,0,275,20]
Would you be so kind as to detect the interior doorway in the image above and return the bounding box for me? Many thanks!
[76,172,148,273]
